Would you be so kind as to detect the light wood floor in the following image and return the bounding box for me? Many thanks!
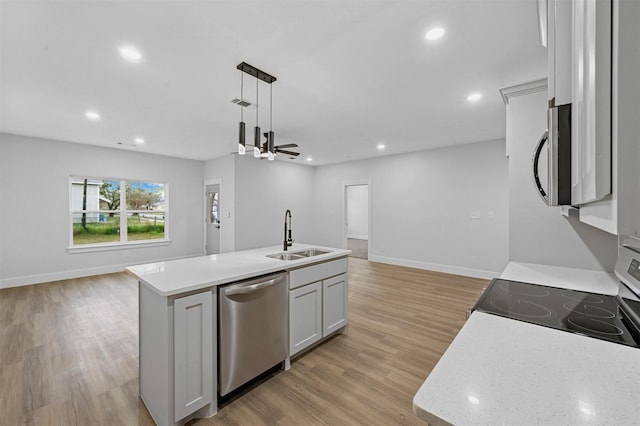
[0,258,488,425]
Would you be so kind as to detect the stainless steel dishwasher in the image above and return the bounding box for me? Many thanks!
[218,272,288,396]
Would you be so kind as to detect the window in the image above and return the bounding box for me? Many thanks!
[70,177,167,247]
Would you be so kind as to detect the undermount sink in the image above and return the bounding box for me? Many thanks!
[266,248,330,261]
[292,249,330,257]
[266,252,306,261]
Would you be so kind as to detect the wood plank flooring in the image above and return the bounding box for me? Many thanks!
[0,258,488,425]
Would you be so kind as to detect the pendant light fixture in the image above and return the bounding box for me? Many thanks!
[238,71,246,155]
[236,62,278,160]
[267,83,275,160]
[253,75,261,158]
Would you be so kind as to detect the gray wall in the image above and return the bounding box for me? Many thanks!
[0,133,204,287]
[506,89,618,270]
[233,155,316,251]
[314,140,510,278]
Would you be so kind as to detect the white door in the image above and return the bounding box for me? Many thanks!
[345,184,369,259]
[205,184,221,255]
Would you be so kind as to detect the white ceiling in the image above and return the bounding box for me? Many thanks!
[0,0,547,166]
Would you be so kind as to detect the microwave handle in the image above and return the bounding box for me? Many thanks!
[532,130,550,205]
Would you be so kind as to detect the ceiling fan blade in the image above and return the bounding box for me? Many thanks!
[275,143,298,149]
[276,149,300,156]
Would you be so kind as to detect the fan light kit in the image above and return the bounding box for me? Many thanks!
[236,62,300,161]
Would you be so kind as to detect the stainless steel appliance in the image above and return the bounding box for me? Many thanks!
[218,272,288,396]
[473,246,640,348]
[532,103,572,206]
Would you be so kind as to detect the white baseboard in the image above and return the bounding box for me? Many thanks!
[367,255,500,280]
[0,254,197,289]
[347,235,368,240]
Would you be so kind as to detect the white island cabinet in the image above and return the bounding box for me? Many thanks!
[289,257,348,356]
[127,244,350,426]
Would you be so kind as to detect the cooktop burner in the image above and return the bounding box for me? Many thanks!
[473,279,640,348]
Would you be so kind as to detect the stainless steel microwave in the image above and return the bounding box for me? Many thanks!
[532,103,572,206]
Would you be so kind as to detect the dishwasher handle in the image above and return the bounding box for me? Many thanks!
[224,277,281,296]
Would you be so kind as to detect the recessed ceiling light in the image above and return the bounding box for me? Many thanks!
[425,27,445,41]
[85,111,100,121]
[377,143,386,150]
[306,157,313,162]
[119,45,142,63]
[134,137,145,144]
[467,92,483,102]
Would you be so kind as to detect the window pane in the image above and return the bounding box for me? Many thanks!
[127,212,165,241]
[126,181,165,210]
[71,179,120,211]
[73,213,121,245]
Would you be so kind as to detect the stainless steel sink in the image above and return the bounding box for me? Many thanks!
[266,248,330,261]
[292,249,330,257]
[266,252,306,261]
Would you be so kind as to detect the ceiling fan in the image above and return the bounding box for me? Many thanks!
[263,133,300,158]
[232,134,300,159]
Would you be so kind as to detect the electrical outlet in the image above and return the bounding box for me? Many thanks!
[487,211,495,219]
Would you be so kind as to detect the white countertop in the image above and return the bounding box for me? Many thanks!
[126,243,350,296]
[413,261,640,425]
[501,261,620,295]
[413,311,640,426]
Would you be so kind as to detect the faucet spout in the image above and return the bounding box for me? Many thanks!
[283,209,293,251]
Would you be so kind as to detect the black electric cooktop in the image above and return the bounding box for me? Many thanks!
[473,279,640,348]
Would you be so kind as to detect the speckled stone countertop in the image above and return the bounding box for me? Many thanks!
[413,262,640,425]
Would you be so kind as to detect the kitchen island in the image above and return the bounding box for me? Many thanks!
[127,244,350,426]
[413,262,640,425]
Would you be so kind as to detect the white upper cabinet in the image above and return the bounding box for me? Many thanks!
[545,0,612,207]
[547,0,573,107]
[578,0,640,237]
[571,0,612,205]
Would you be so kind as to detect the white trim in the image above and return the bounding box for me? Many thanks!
[67,239,171,254]
[0,253,194,289]
[204,178,222,254]
[346,235,368,240]
[368,254,499,280]
[342,180,372,259]
[499,78,548,105]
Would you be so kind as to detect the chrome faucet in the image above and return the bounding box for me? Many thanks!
[283,209,293,251]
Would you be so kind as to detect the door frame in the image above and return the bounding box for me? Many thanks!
[342,179,371,258]
[204,178,222,254]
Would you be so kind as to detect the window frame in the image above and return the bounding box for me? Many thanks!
[67,176,170,253]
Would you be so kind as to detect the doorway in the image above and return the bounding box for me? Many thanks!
[205,182,221,255]
[344,183,369,259]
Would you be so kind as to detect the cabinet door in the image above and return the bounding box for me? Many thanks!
[289,281,322,356]
[322,274,348,337]
[547,0,572,106]
[572,0,612,205]
[174,291,213,422]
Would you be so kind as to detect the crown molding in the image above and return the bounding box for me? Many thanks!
[499,78,548,105]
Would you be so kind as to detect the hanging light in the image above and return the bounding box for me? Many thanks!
[267,83,275,160]
[236,62,286,161]
[253,75,261,158]
[238,71,246,155]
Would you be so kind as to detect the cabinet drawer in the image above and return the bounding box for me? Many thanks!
[289,257,347,290]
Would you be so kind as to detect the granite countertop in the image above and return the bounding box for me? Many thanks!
[413,311,640,425]
[413,261,640,425]
[126,243,350,296]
